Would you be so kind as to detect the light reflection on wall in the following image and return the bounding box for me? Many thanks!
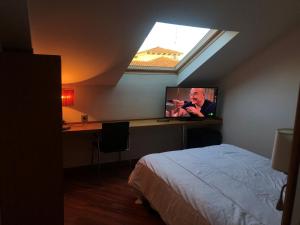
[62,107,97,123]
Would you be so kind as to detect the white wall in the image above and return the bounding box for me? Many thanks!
[220,27,300,157]
[63,74,178,122]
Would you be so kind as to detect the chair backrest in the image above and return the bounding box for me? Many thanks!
[100,121,129,153]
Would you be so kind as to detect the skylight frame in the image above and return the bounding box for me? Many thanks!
[175,29,221,72]
[126,26,222,74]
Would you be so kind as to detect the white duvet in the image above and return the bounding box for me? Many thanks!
[128,144,286,225]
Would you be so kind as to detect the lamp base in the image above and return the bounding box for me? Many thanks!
[276,184,287,211]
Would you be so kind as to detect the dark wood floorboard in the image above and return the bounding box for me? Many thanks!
[64,165,166,225]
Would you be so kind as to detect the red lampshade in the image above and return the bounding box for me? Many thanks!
[62,89,74,106]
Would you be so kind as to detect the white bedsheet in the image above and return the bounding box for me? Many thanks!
[128,144,286,225]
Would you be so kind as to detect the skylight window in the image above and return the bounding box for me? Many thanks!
[128,22,219,72]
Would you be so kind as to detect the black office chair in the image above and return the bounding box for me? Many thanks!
[92,121,130,166]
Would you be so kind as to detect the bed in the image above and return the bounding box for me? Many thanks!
[128,144,286,225]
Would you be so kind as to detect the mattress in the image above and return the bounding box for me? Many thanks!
[128,144,286,225]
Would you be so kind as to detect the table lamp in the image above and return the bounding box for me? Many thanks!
[271,128,294,210]
[61,89,74,106]
[61,89,74,130]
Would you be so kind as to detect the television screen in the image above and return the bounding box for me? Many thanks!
[165,87,218,119]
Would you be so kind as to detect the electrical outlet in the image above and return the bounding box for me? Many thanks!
[81,114,88,123]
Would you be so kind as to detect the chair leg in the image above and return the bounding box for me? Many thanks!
[97,147,100,163]
[118,152,121,162]
[97,148,101,173]
[91,147,94,165]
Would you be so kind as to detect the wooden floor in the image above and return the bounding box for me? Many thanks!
[64,164,166,225]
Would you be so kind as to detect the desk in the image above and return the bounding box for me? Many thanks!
[63,118,222,133]
[62,118,222,168]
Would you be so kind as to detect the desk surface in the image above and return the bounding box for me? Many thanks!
[63,118,222,133]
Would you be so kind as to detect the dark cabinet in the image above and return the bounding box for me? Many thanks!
[0,53,63,225]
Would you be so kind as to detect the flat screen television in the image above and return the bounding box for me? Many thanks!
[164,87,218,119]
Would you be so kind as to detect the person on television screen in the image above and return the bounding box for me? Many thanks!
[171,88,216,118]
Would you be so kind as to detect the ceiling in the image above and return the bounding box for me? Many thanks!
[2,0,300,85]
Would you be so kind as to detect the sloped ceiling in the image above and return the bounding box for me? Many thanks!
[14,0,300,85]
